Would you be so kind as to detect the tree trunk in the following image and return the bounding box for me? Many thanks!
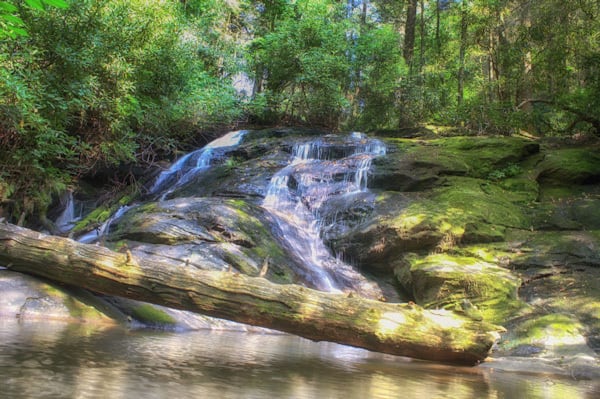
[0,223,499,365]
[403,0,418,69]
[457,1,468,107]
[435,0,441,54]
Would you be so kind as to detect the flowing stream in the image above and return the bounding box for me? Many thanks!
[1,320,597,399]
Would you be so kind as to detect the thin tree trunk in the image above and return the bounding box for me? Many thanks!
[403,0,418,70]
[419,0,425,74]
[435,0,441,54]
[0,223,499,365]
[457,1,468,106]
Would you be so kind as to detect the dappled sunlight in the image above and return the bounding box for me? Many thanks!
[298,300,321,320]
[377,311,407,335]
[423,310,465,330]
[399,214,426,232]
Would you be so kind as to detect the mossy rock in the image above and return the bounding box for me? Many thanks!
[457,229,600,271]
[130,304,177,326]
[536,147,600,186]
[396,253,523,324]
[406,136,539,178]
[499,314,589,356]
[335,176,534,271]
[71,205,114,235]
[70,184,142,236]
[498,177,540,203]
[432,176,532,233]
[507,230,600,269]
[0,270,121,324]
[105,197,301,284]
[531,197,600,231]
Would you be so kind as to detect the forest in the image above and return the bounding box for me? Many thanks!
[1,0,599,224]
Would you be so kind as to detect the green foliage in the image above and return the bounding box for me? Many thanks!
[0,0,243,223]
[247,0,351,126]
[1,0,599,223]
[351,25,405,130]
[0,0,67,38]
[487,164,522,182]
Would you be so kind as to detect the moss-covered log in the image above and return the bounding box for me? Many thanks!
[0,223,498,365]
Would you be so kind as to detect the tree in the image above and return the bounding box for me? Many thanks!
[403,0,418,69]
[248,0,351,126]
[0,0,243,225]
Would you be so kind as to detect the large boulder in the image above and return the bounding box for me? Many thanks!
[331,177,532,271]
[394,253,522,324]
[369,136,540,192]
[0,270,121,324]
[106,197,299,283]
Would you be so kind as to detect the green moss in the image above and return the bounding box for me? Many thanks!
[72,185,143,234]
[498,177,539,203]
[504,314,585,349]
[72,206,112,233]
[386,177,531,248]
[39,283,117,323]
[398,253,523,324]
[536,147,600,185]
[404,136,539,179]
[130,304,177,325]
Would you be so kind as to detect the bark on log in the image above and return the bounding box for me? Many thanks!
[0,223,499,365]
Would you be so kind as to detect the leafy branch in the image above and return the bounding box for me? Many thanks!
[0,0,68,38]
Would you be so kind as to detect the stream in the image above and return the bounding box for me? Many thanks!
[1,319,597,399]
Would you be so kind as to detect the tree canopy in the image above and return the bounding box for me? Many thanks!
[1,0,599,223]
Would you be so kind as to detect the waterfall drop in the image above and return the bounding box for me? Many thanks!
[262,133,386,294]
[149,130,248,198]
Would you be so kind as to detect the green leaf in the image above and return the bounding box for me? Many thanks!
[25,0,44,11]
[0,2,18,12]
[10,26,29,37]
[1,14,25,26]
[42,0,69,8]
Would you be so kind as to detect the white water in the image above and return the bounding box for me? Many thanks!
[262,133,386,292]
[54,191,78,233]
[74,131,249,242]
[76,205,133,244]
[149,130,248,198]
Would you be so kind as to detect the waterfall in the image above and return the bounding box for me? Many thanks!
[67,129,384,297]
[262,133,386,292]
[55,190,78,234]
[149,130,248,198]
[75,131,249,243]
[76,205,133,244]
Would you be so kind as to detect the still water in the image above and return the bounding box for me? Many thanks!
[1,319,597,399]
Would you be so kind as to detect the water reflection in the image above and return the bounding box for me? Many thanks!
[1,319,598,399]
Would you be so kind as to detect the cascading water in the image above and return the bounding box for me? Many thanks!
[149,130,248,199]
[73,131,249,243]
[262,132,386,294]
[76,204,133,244]
[64,129,383,297]
[54,191,78,234]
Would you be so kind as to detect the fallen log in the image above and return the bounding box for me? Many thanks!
[0,223,498,365]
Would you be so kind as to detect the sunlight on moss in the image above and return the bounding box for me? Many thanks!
[506,314,588,350]
[400,214,426,230]
[424,310,464,329]
[378,311,407,335]
[131,304,176,325]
